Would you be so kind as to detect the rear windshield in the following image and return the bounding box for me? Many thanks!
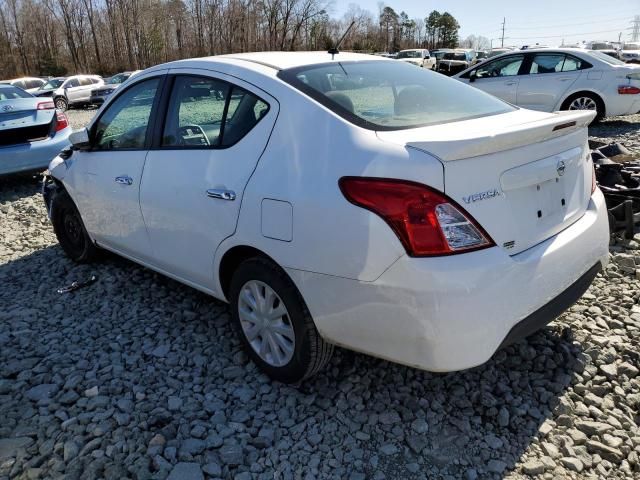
[397,51,422,59]
[443,53,467,61]
[0,86,31,100]
[588,50,626,65]
[278,60,514,130]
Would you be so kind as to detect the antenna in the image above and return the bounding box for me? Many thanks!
[328,21,356,59]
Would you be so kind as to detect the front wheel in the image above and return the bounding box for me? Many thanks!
[561,92,604,121]
[54,97,68,111]
[228,257,333,383]
[51,191,97,263]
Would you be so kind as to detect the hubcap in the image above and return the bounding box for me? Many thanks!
[56,99,66,110]
[569,97,597,111]
[237,280,295,367]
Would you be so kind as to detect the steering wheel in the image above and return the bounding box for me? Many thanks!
[177,125,209,146]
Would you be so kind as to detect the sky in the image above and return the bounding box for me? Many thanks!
[334,0,640,47]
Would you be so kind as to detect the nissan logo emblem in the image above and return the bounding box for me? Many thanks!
[557,160,566,177]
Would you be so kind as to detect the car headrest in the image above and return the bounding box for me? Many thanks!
[395,86,430,116]
[325,91,355,113]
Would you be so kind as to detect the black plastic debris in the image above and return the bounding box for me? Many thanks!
[593,142,640,238]
[57,275,98,294]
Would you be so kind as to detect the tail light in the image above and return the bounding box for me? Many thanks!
[54,111,68,132]
[339,177,494,256]
[37,101,55,110]
[618,85,640,95]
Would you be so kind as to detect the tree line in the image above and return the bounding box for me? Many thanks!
[0,0,464,79]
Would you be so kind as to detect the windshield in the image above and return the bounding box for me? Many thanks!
[397,51,422,59]
[108,73,129,85]
[588,50,627,65]
[623,43,640,50]
[41,79,63,89]
[0,86,32,100]
[443,53,467,61]
[278,60,514,130]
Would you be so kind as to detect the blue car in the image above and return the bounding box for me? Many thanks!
[0,84,72,175]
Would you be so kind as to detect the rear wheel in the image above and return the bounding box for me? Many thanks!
[561,92,604,121]
[54,97,68,111]
[228,257,333,383]
[51,192,97,263]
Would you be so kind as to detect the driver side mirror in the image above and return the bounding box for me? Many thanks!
[69,127,91,150]
[469,71,478,83]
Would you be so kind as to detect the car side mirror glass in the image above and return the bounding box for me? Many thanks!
[69,128,90,149]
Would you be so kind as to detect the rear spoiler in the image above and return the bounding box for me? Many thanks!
[379,110,595,162]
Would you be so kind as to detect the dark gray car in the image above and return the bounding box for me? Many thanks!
[89,71,140,106]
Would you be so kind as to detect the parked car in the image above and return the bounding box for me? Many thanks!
[52,75,104,111]
[0,84,71,175]
[487,47,514,58]
[396,49,436,69]
[475,50,489,62]
[89,70,141,106]
[454,48,640,121]
[34,77,67,98]
[437,49,477,76]
[0,77,46,94]
[431,48,454,70]
[44,52,609,383]
[621,42,640,64]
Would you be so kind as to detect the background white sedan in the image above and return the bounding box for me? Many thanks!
[454,48,640,120]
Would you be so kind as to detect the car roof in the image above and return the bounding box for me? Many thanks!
[216,51,386,71]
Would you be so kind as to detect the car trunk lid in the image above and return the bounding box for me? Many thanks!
[0,99,55,147]
[377,109,595,255]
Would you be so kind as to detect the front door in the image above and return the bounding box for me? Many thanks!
[140,71,278,290]
[71,74,165,260]
[469,54,525,104]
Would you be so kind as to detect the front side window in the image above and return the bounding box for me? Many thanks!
[162,75,270,148]
[93,78,159,150]
[474,54,524,78]
[42,79,63,90]
[279,60,514,130]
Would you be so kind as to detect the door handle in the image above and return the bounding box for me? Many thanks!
[504,80,518,85]
[558,78,571,82]
[115,175,133,186]
[206,188,236,201]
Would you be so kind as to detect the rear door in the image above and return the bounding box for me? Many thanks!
[516,53,583,111]
[70,73,166,260]
[465,54,525,104]
[139,70,278,289]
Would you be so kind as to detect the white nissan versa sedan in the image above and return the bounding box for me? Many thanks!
[43,52,610,383]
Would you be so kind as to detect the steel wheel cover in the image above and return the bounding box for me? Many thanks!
[238,280,295,367]
[569,97,597,111]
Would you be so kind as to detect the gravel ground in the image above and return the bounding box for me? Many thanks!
[0,111,639,480]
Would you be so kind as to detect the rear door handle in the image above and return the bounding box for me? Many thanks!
[504,80,518,85]
[558,77,572,82]
[115,175,133,186]
[206,188,236,201]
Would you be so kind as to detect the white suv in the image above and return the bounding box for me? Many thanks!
[53,75,104,111]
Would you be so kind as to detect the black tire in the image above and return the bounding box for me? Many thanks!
[560,92,605,122]
[51,191,97,263]
[228,257,333,383]
[54,96,68,111]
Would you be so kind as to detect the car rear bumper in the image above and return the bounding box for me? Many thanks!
[0,127,72,176]
[287,189,610,372]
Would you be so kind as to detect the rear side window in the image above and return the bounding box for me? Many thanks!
[79,78,93,86]
[66,79,80,88]
[279,60,515,130]
[529,54,589,74]
[162,75,270,149]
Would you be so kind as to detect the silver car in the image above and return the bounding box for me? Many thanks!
[52,75,104,111]
[0,84,72,175]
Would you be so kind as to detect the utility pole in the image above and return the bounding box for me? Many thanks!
[501,17,506,47]
[630,15,640,42]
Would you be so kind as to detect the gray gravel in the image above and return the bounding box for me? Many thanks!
[0,111,639,479]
